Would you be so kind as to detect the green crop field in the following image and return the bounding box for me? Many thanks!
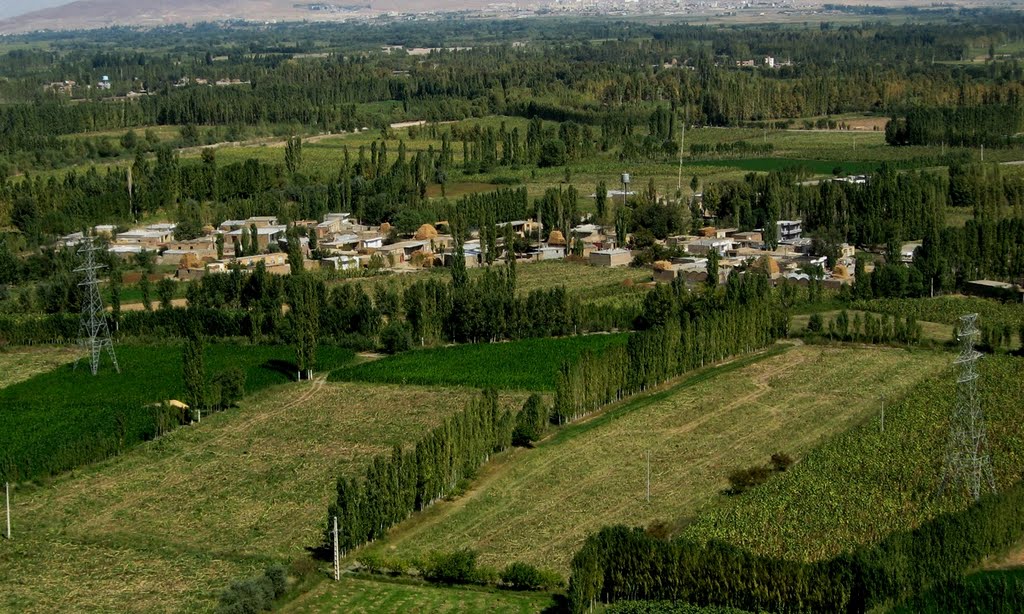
[0,380,523,613]
[0,345,83,389]
[361,343,949,574]
[282,575,556,613]
[683,353,1024,562]
[331,333,630,391]
[857,295,1024,330]
[0,343,354,483]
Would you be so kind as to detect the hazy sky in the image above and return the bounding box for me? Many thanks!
[0,0,74,20]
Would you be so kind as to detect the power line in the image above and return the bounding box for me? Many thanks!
[940,313,995,501]
[75,238,120,376]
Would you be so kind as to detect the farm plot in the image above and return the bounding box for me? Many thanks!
[282,575,555,614]
[0,343,354,484]
[331,333,630,390]
[0,380,523,613]
[0,345,82,389]
[683,352,1024,562]
[364,344,948,574]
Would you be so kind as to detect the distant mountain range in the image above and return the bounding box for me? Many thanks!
[0,0,495,34]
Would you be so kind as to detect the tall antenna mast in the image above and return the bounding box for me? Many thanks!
[940,313,994,501]
[75,238,120,375]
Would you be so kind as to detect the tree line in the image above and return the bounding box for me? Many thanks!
[567,478,1024,613]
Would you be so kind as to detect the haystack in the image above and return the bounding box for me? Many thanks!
[414,224,439,240]
[379,222,392,235]
[699,226,717,237]
[653,260,673,271]
[833,263,851,280]
[547,230,566,246]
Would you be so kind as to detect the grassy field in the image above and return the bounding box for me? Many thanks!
[360,343,949,574]
[683,353,1024,562]
[332,260,652,320]
[0,345,83,389]
[0,380,524,613]
[332,333,630,391]
[282,575,556,614]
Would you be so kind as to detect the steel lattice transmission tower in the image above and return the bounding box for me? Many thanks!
[75,239,120,375]
[940,313,994,501]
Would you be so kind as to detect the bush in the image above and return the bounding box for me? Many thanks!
[512,393,547,446]
[500,561,563,591]
[807,312,824,333]
[213,367,246,408]
[380,320,413,354]
[422,549,478,585]
[214,565,288,614]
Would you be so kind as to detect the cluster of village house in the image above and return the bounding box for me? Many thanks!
[57,209,889,290]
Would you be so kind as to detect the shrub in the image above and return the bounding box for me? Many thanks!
[422,549,478,584]
[807,312,824,333]
[213,367,246,408]
[380,320,413,354]
[513,393,547,446]
[500,561,563,591]
[214,565,288,614]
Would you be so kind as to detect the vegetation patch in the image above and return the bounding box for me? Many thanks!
[0,343,354,483]
[331,334,629,390]
[363,344,947,573]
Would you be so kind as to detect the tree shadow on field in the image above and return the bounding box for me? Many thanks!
[262,358,299,378]
[306,542,333,562]
[540,594,570,613]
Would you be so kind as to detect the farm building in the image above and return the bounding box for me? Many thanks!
[227,225,286,251]
[590,248,632,267]
[686,238,734,257]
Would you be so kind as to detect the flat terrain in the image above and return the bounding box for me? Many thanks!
[362,344,949,574]
[0,379,524,613]
[0,345,82,389]
[332,333,630,390]
[282,575,555,614]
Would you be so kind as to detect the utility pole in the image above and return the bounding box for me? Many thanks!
[332,515,340,581]
[5,482,10,540]
[645,450,651,503]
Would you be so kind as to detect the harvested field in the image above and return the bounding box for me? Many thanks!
[281,575,555,614]
[0,345,82,389]
[364,344,949,574]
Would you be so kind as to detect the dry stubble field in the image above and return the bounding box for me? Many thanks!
[364,344,950,575]
[0,379,525,613]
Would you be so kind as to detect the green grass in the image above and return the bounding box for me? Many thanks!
[331,333,629,390]
[364,343,949,574]
[281,575,555,613]
[0,343,355,483]
[682,353,1024,562]
[0,380,522,613]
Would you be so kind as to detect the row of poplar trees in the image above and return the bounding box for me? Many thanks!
[553,272,785,424]
[326,389,518,555]
[568,479,1024,613]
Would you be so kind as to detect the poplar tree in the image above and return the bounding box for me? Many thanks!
[182,332,207,413]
